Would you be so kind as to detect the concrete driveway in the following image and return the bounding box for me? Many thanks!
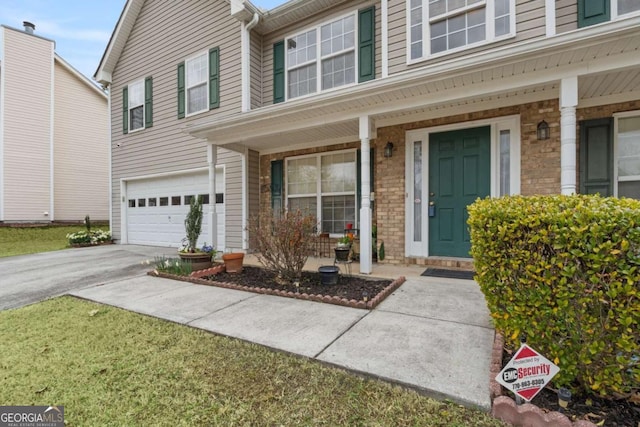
[0,244,177,311]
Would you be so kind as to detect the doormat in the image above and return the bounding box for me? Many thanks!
[421,268,475,280]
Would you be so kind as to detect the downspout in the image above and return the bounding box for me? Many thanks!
[241,12,259,252]
[241,12,259,112]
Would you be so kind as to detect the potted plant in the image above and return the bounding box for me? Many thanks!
[178,196,213,271]
[334,235,351,262]
[222,252,244,273]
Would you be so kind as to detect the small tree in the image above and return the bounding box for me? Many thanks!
[247,208,317,284]
[184,196,203,252]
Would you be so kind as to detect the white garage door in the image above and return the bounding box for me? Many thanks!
[125,169,225,250]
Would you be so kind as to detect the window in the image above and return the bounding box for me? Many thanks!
[138,198,146,207]
[286,151,357,234]
[128,80,144,131]
[128,200,136,208]
[177,48,220,118]
[171,196,181,206]
[186,54,208,115]
[159,197,169,206]
[122,77,152,133]
[617,115,640,199]
[409,0,514,60]
[286,14,356,99]
[274,7,374,103]
[148,197,157,207]
[618,0,640,15]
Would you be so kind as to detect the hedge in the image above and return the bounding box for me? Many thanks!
[468,195,639,398]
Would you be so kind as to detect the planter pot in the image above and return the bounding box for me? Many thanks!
[178,252,212,271]
[222,252,244,273]
[334,247,350,262]
[318,265,340,285]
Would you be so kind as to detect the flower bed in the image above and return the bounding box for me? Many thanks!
[149,265,405,310]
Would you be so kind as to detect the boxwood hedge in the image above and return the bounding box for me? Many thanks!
[468,195,639,398]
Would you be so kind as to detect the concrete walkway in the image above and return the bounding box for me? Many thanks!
[69,259,494,410]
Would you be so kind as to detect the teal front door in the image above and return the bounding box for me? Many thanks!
[428,127,491,257]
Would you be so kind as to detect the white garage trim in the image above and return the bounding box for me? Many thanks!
[120,167,225,250]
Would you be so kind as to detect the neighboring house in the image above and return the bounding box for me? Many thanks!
[0,23,109,223]
[97,0,640,273]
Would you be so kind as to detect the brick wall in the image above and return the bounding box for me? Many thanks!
[257,100,640,264]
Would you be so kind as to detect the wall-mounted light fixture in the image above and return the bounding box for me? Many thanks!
[537,120,550,140]
[384,141,394,158]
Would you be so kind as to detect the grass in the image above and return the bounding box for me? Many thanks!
[0,225,107,258]
[0,297,505,426]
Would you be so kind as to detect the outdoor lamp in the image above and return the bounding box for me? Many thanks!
[537,120,550,140]
[384,141,394,158]
[557,388,571,408]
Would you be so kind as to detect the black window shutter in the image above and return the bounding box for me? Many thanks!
[122,87,128,134]
[209,47,220,109]
[271,160,284,216]
[579,118,613,196]
[144,77,153,128]
[273,41,285,104]
[177,62,185,119]
[358,6,376,83]
[578,0,610,28]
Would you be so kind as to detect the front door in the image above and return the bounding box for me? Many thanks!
[428,127,490,257]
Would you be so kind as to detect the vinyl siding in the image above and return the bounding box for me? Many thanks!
[110,0,244,248]
[250,31,263,109]
[388,0,547,75]
[1,27,53,221]
[556,0,578,34]
[260,1,382,107]
[53,60,109,221]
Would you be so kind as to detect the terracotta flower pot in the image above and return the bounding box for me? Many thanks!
[222,252,244,273]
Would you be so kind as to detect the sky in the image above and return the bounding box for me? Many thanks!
[0,0,288,80]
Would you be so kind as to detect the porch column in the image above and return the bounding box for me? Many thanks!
[207,144,218,250]
[560,76,578,195]
[359,116,373,274]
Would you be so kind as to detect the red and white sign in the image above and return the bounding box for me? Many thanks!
[496,344,560,402]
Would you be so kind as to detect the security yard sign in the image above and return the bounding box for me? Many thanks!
[496,343,560,402]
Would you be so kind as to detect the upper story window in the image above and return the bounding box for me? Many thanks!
[186,53,208,115]
[122,77,152,134]
[128,80,144,131]
[273,6,375,104]
[408,0,514,61]
[287,14,356,99]
[177,48,220,118]
[578,0,640,28]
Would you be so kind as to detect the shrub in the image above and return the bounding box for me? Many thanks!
[66,229,111,245]
[468,195,639,398]
[247,208,317,284]
[184,196,203,252]
[153,256,192,276]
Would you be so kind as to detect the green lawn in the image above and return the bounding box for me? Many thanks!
[0,297,505,426]
[0,226,107,258]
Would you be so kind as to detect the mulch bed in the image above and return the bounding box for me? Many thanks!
[498,346,640,426]
[152,265,406,310]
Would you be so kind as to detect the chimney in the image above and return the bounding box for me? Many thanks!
[23,21,35,34]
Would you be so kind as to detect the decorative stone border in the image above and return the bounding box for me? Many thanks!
[69,241,114,248]
[148,268,406,310]
[489,332,597,427]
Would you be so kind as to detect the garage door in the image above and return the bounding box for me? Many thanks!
[125,169,225,250]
